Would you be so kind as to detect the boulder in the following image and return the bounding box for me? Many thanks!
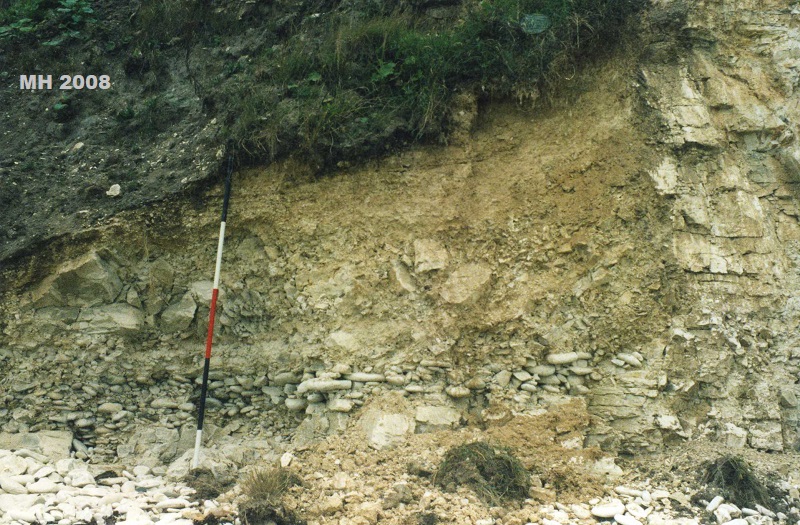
[439,263,492,304]
[119,426,180,463]
[160,293,197,333]
[748,422,783,451]
[360,409,415,450]
[32,252,122,307]
[0,431,73,462]
[415,406,460,431]
[413,239,448,273]
[78,304,144,334]
[165,448,237,484]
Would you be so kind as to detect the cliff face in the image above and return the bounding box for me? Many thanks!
[2,0,800,474]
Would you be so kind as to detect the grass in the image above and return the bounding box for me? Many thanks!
[433,441,530,505]
[238,467,305,525]
[117,0,645,169]
[215,0,646,170]
[701,456,772,509]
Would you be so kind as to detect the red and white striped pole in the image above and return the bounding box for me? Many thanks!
[192,153,234,469]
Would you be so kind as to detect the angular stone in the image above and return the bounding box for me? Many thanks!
[708,191,764,238]
[649,157,679,195]
[149,258,175,291]
[70,470,95,488]
[390,260,417,292]
[124,426,180,463]
[78,304,144,334]
[328,398,354,413]
[415,406,460,429]
[655,415,681,431]
[360,409,415,450]
[414,239,448,273]
[327,331,360,352]
[748,421,783,451]
[160,293,197,333]
[32,252,122,308]
[780,388,798,408]
[189,280,219,303]
[440,263,492,304]
[35,306,80,324]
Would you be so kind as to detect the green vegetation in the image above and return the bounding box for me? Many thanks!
[216,0,646,169]
[0,0,95,45]
[434,441,530,504]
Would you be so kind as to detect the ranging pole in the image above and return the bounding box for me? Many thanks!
[192,153,234,469]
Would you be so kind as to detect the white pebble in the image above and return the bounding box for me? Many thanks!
[592,500,626,518]
[706,495,724,512]
[570,504,592,519]
[616,486,643,498]
[0,476,28,494]
[614,513,642,525]
[28,478,60,493]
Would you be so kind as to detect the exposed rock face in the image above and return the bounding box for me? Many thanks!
[3,0,800,470]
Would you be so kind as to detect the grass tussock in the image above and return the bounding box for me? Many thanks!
[184,467,227,502]
[239,467,305,525]
[433,441,530,505]
[701,456,772,509]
